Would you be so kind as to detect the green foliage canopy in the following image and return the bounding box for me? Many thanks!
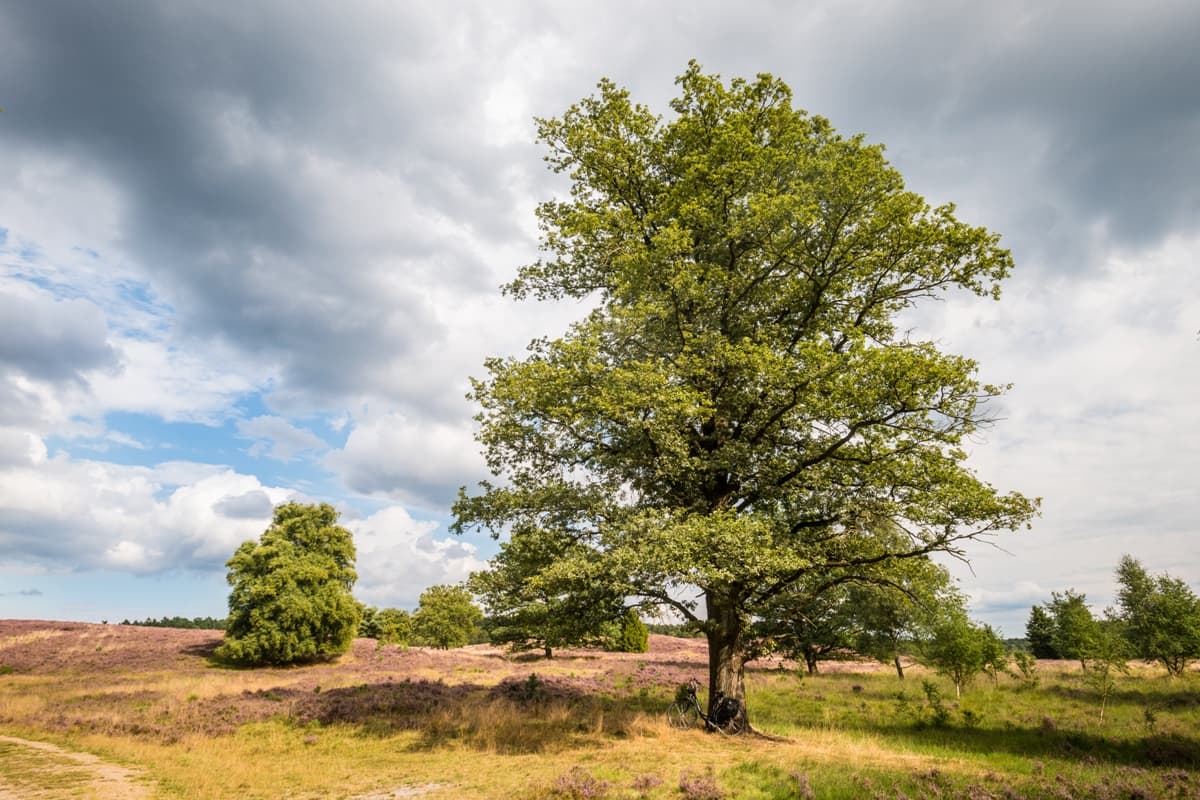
[1025,604,1058,659]
[1114,555,1200,677]
[1045,589,1098,669]
[923,609,1006,697]
[607,608,650,653]
[413,584,483,649]
[361,606,414,645]
[469,528,626,657]
[454,63,1038,707]
[217,502,361,666]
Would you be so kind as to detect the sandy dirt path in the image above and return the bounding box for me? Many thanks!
[0,735,151,799]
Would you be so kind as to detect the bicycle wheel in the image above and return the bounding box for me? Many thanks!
[667,701,699,729]
[716,706,746,736]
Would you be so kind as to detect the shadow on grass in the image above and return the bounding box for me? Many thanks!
[877,723,1200,770]
[284,674,638,754]
[181,639,353,671]
[1046,681,1200,710]
[179,640,221,660]
[727,760,1196,800]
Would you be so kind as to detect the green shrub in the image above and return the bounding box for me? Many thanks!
[216,502,361,666]
[607,609,648,653]
[413,584,483,649]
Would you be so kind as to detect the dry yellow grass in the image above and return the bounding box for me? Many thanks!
[0,629,67,651]
[2,621,1197,799]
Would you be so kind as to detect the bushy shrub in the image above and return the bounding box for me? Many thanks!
[216,502,361,666]
[413,584,483,649]
[606,609,649,653]
[1010,648,1040,689]
[375,607,413,645]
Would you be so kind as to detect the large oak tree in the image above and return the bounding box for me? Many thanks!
[454,63,1037,722]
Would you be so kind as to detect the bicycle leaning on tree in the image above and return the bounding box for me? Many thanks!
[666,678,746,735]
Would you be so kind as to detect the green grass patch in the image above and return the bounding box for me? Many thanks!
[0,741,99,796]
[4,622,1200,798]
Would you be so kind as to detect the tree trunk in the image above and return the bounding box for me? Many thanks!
[705,593,747,723]
[805,649,819,676]
[544,645,553,659]
[888,633,902,681]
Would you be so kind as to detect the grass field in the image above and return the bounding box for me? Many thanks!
[1,620,1197,799]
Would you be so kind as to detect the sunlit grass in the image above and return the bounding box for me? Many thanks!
[0,739,98,795]
[2,623,1198,798]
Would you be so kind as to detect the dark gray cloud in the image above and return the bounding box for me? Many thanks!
[560,1,1200,270]
[213,490,274,520]
[4,1,1194,425]
[0,289,117,384]
[0,508,77,565]
[0,380,52,428]
[0,2,534,414]
[930,2,1200,254]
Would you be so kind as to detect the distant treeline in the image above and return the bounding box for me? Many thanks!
[645,622,704,638]
[649,624,1024,648]
[120,616,226,630]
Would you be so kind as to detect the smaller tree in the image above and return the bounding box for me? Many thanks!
[756,540,960,678]
[1114,555,1200,677]
[375,607,413,645]
[923,610,1000,698]
[1025,604,1058,659]
[469,529,626,657]
[1046,589,1098,669]
[413,584,483,649]
[978,624,1009,685]
[358,606,412,644]
[1081,620,1131,721]
[850,559,958,681]
[756,582,856,676]
[217,502,361,666]
[1010,648,1040,689]
[359,605,381,639]
[606,608,650,653]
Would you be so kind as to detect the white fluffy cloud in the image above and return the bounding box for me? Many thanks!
[1,1,1198,625]
[328,411,488,511]
[0,452,293,573]
[87,337,266,426]
[0,439,487,612]
[0,428,48,468]
[347,504,486,609]
[917,234,1200,632]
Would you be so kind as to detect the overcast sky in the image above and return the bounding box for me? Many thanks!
[1,1,1197,635]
